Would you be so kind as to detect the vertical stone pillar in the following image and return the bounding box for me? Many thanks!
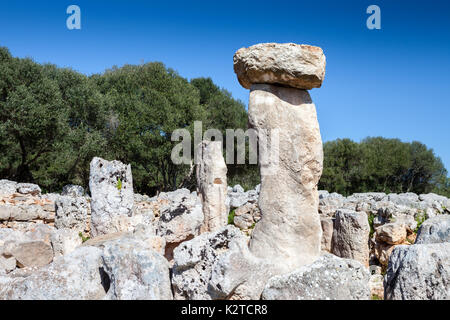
[234,43,326,272]
[89,157,134,237]
[196,141,228,233]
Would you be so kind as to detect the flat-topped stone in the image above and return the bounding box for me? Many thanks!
[233,43,326,90]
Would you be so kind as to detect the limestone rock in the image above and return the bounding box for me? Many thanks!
[374,241,397,267]
[61,184,85,197]
[415,215,450,244]
[89,157,134,237]
[248,84,323,273]
[55,195,89,233]
[384,243,450,300]
[101,237,173,300]
[208,232,281,300]
[375,222,407,245]
[261,254,371,300]
[0,256,16,274]
[10,241,53,268]
[331,209,370,267]
[0,180,18,196]
[50,228,82,258]
[196,141,228,233]
[16,183,41,196]
[0,246,107,300]
[369,274,384,299]
[156,188,203,260]
[171,225,245,300]
[234,43,326,90]
[320,218,334,252]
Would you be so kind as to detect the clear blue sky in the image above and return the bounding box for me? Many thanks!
[1,0,449,171]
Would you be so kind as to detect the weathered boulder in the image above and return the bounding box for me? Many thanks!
[101,237,173,300]
[247,83,323,273]
[227,184,259,209]
[261,254,371,300]
[89,157,134,237]
[50,228,82,258]
[0,180,18,196]
[415,215,450,244]
[171,225,246,300]
[55,195,89,233]
[10,241,53,268]
[234,43,326,90]
[331,209,370,267]
[16,183,41,196]
[61,184,85,197]
[369,274,384,299]
[208,233,281,300]
[0,256,16,274]
[320,218,334,252]
[384,243,450,300]
[374,241,397,267]
[0,246,107,300]
[156,188,203,260]
[375,222,407,245]
[196,140,228,233]
[318,192,345,216]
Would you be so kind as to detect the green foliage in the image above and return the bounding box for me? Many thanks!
[116,178,122,190]
[78,232,90,243]
[319,137,448,197]
[371,294,382,300]
[228,209,236,225]
[414,211,428,233]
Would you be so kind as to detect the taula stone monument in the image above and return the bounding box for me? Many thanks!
[234,43,326,272]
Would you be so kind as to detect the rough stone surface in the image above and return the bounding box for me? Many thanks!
[196,141,228,233]
[415,215,450,244]
[248,84,323,273]
[234,43,326,90]
[50,228,82,258]
[208,233,281,300]
[171,225,245,300]
[61,184,85,197]
[0,256,16,274]
[384,243,450,300]
[55,195,89,233]
[320,218,334,252]
[89,157,134,237]
[261,254,371,300]
[374,241,397,267]
[101,237,173,300]
[16,183,41,196]
[10,241,54,268]
[369,274,384,299]
[156,188,203,260]
[376,222,407,245]
[331,209,370,267]
[0,246,107,300]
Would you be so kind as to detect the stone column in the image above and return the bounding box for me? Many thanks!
[234,43,326,272]
[89,157,134,237]
[196,140,228,233]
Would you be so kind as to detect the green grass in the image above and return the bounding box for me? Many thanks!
[371,294,383,300]
[116,178,122,190]
[228,209,236,225]
[414,210,428,233]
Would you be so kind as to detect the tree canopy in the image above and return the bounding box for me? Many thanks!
[319,137,448,196]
